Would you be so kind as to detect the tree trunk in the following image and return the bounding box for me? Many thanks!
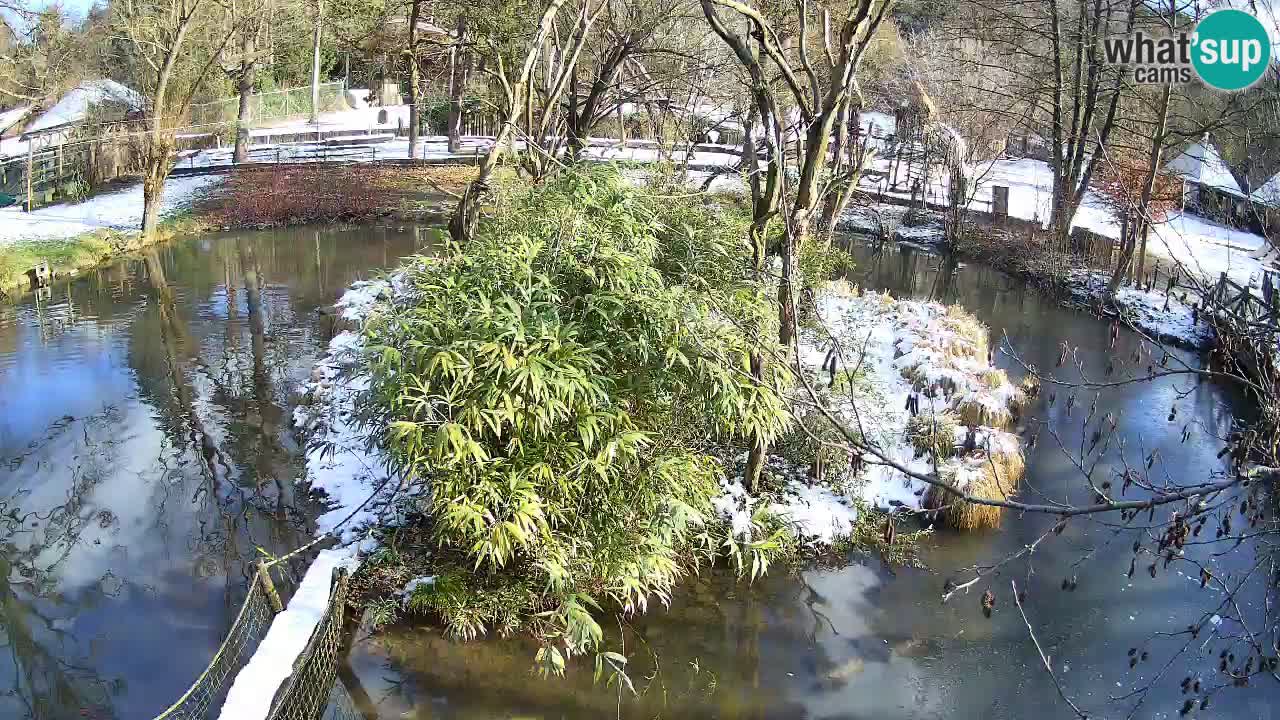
[446,15,467,154]
[1132,81,1172,284]
[142,168,164,241]
[744,351,766,494]
[1108,214,1133,295]
[234,26,257,165]
[1134,221,1150,283]
[406,0,422,159]
[309,0,323,126]
[449,0,569,244]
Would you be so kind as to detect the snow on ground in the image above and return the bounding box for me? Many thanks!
[180,131,745,172]
[0,174,223,246]
[579,144,741,168]
[712,284,1028,543]
[180,135,492,169]
[1065,270,1215,349]
[217,277,404,720]
[854,142,1273,288]
[836,199,1218,349]
[291,279,401,541]
[251,104,412,137]
[713,460,860,546]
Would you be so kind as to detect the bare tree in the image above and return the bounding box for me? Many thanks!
[447,0,576,243]
[941,0,1137,247]
[0,5,86,105]
[111,0,239,239]
[699,0,890,490]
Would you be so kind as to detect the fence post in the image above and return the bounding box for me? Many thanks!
[257,559,285,613]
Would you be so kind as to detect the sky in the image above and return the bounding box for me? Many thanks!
[5,0,1279,65]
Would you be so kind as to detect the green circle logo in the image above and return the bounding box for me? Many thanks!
[1192,9,1272,91]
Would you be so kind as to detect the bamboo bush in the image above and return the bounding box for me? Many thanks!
[361,167,789,674]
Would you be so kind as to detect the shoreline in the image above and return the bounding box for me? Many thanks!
[0,164,468,302]
[836,207,1219,352]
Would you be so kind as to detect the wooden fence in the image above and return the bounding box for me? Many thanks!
[0,126,147,210]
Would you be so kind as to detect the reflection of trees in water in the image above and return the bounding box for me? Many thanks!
[354,572,820,720]
[0,406,127,719]
[137,248,312,587]
[0,227,428,718]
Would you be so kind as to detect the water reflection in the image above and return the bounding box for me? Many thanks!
[0,224,432,719]
[347,238,1274,720]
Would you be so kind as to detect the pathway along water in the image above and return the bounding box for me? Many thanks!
[342,239,1276,720]
[0,225,432,719]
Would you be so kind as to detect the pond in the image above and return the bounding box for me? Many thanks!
[0,224,431,719]
[341,239,1274,720]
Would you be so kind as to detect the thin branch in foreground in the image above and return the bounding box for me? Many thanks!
[1012,578,1089,720]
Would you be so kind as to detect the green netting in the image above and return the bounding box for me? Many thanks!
[152,580,276,720]
[265,568,352,720]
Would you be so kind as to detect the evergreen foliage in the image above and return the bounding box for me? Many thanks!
[362,167,789,672]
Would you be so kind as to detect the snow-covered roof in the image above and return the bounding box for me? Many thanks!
[24,80,144,136]
[0,105,31,134]
[1252,170,1280,208]
[1164,135,1246,198]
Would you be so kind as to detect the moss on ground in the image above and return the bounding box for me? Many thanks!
[0,213,212,301]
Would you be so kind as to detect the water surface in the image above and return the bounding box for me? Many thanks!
[0,224,431,719]
[343,239,1274,720]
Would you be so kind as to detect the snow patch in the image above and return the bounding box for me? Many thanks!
[215,544,362,720]
[0,175,223,246]
[1065,270,1215,349]
[711,286,1028,542]
[25,80,144,135]
[291,280,399,542]
[400,576,436,597]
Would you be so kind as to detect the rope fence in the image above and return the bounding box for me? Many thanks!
[152,580,277,720]
[265,568,356,720]
[150,537,362,720]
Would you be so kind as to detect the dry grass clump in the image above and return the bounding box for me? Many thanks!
[980,368,1008,389]
[955,396,1014,429]
[906,412,960,458]
[942,305,990,356]
[924,435,1025,530]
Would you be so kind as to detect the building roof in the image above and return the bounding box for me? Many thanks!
[1253,170,1280,208]
[1164,134,1246,198]
[23,80,144,137]
[0,105,32,134]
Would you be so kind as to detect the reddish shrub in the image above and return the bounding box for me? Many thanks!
[1091,151,1182,227]
[202,166,388,226]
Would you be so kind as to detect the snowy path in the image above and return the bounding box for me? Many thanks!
[0,175,223,246]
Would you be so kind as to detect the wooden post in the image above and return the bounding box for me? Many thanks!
[25,144,33,211]
[257,559,285,613]
[992,186,1010,218]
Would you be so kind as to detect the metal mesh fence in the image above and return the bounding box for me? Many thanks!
[189,83,348,128]
[319,677,365,720]
[149,539,360,720]
[265,568,352,720]
[153,579,277,720]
